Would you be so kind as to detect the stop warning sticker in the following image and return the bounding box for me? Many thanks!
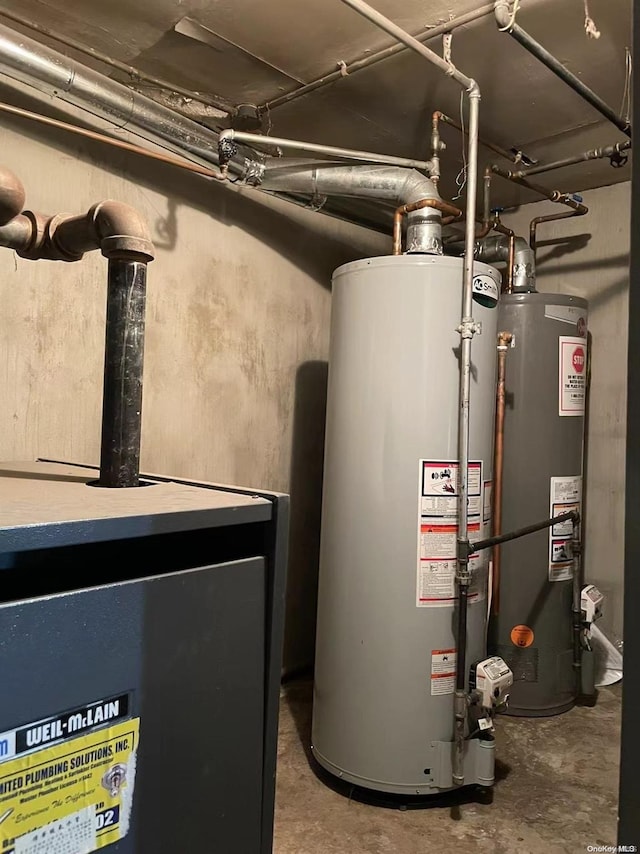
[559,335,587,416]
[510,625,535,648]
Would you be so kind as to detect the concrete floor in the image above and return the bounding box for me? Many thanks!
[274,679,621,854]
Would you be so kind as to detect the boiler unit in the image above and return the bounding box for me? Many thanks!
[0,165,288,854]
[311,254,509,796]
[491,292,588,715]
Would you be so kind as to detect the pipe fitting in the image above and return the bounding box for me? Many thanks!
[0,166,25,226]
[475,234,536,292]
[259,163,445,254]
[494,1,513,31]
[92,201,155,261]
[393,198,462,255]
[17,201,155,262]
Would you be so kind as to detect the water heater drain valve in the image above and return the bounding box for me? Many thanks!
[469,656,513,709]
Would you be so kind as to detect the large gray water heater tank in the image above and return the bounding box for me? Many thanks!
[491,292,588,716]
[311,255,500,794]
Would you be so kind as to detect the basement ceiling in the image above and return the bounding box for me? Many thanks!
[0,0,632,209]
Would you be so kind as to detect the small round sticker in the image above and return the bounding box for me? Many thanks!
[510,625,534,648]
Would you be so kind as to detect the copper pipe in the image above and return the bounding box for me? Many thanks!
[491,165,589,215]
[492,331,513,615]
[490,164,589,263]
[392,197,462,255]
[529,204,587,255]
[475,166,493,239]
[492,218,516,293]
[0,100,227,181]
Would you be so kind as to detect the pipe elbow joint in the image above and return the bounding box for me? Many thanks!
[467,78,481,99]
[92,201,155,262]
[0,166,26,226]
[494,1,513,29]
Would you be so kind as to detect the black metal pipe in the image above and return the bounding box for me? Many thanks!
[495,4,631,138]
[470,510,579,555]
[456,584,469,691]
[571,518,584,695]
[98,259,147,488]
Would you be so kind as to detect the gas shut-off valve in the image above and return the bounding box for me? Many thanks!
[468,656,513,732]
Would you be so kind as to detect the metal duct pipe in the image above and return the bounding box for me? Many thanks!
[337,0,481,789]
[448,234,536,293]
[0,23,430,236]
[0,23,226,169]
[259,162,444,253]
[494,1,631,138]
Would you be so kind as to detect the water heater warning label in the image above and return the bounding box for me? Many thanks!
[431,649,457,695]
[417,460,487,607]
[549,475,582,582]
[559,336,587,416]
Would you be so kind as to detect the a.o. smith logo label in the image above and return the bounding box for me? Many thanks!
[0,694,130,763]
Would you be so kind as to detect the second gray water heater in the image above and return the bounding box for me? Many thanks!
[492,292,588,716]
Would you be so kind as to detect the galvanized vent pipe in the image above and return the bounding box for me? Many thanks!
[0,23,246,175]
[0,22,438,237]
[257,162,445,253]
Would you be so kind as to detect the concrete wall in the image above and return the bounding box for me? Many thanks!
[503,181,630,639]
[0,83,386,672]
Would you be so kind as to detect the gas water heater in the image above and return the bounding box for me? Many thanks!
[311,255,509,795]
[492,292,589,715]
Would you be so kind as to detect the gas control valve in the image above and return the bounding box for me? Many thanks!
[469,656,513,710]
[581,584,604,626]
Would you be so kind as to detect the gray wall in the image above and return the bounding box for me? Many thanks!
[503,181,630,640]
[0,83,386,672]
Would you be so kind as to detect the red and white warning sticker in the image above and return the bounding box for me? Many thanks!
[549,475,581,582]
[559,336,587,416]
[431,648,457,695]
[417,459,487,607]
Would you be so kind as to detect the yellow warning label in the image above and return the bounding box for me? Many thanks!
[510,625,535,648]
[0,718,139,853]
